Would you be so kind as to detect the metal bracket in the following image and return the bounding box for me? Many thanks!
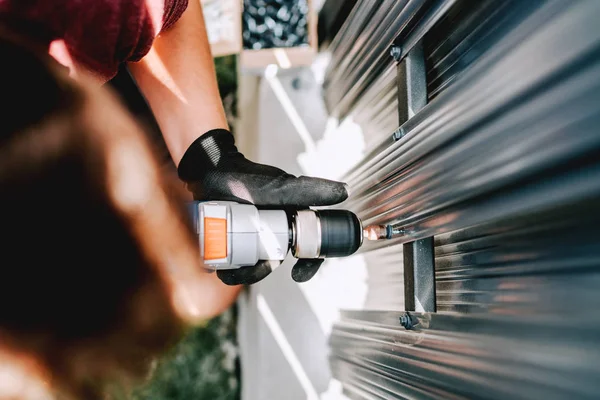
[403,238,436,312]
[397,41,437,313]
[405,42,427,118]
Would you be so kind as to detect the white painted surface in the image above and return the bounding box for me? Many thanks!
[257,295,319,400]
[237,54,369,400]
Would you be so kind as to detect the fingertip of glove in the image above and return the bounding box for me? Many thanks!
[295,176,349,205]
[216,261,275,285]
[327,180,349,204]
[291,259,324,283]
[343,183,351,198]
[216,270,244,286]
[327,179,349,202]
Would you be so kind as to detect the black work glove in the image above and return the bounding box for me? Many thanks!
[177,129,348,286]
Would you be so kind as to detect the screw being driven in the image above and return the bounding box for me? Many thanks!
[399,313,413,330]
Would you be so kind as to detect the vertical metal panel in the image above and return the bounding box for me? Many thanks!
[323,0,455,120]
[318,0,360,49]
[327,0,600,398]
[352,66,399,152]
[424,0,543,100]
[363,245,405,311]
[331,309,600,399]
[435,205,600,315]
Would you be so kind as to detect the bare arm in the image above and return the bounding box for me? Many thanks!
[129,0,241,310]
[128,0,229,165]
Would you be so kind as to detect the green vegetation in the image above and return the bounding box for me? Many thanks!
[132,308,240,400]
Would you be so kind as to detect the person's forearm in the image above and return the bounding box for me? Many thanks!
[128,0,228,165]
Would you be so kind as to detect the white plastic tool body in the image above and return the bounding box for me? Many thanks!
[189,201,290,270]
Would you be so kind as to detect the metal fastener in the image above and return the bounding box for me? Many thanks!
[399,313,413,330]
[390,45,402,62]
[392,127,405,141]
[389,226,405,236]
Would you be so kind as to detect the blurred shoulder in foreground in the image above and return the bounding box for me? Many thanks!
[0,29,221,400]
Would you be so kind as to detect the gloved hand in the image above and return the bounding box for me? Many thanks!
[177,129,349,285]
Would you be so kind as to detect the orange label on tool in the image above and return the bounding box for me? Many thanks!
[204,217,227,260]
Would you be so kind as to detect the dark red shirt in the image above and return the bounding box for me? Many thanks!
[0,0,189,79]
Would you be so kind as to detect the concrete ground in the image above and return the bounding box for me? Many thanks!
[234,54,402,400]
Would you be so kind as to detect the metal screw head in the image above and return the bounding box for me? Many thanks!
[392,127,405,141]
[399,313,413,330]
[390,45,402,62]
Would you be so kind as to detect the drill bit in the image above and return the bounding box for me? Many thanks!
[363,224,404,241]
[363,224,389,240]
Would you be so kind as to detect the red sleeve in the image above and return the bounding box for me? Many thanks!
[0,0,189,80]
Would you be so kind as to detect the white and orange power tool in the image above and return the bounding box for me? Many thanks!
[187,201,364,269]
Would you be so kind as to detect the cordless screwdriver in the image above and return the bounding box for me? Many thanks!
[188,201,373,269]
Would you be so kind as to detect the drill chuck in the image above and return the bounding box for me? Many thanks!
[292,209,362,258]
[188,201,363,270]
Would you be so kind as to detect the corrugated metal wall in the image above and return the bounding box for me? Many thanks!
[323,0,600,398]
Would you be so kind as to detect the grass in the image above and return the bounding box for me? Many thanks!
[131,307,240,400]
